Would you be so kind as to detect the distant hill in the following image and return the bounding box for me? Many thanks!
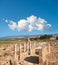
[0,34,58,40]
[0,35,40,40]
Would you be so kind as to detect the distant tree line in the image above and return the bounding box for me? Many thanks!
[39,35,52,40]
[30,35,52,41]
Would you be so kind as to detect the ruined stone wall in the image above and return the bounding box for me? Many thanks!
[0,60,10,65]
[15,41,48,65]
[19,52,28,61]
[15,41,39,61]
[42,45,48,63]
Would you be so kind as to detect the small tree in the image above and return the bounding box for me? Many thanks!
[56,36,58,40]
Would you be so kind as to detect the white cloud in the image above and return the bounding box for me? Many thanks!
[17,19,28,31]
[8,21,17,30]
[3,19,9,23]
[4,15,51,32]
[5,19,9,23]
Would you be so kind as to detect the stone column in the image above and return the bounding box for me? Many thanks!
[48,43,51,53]
[15,43,18,65]
[24,42,27,52]
[28,38,31,55]
[15,43,17,60]
[46,59,48,65]
[20,43,21,53]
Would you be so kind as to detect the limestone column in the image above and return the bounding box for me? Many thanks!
[46,59,48,65]
[48,43,51,53]
[15,43,18,65]
[15,43,17,60]
[28,38,31,55]
[24,42,27,52]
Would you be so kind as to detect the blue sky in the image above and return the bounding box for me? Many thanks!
[0,0,58,37]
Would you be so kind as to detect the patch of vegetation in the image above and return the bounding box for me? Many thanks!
[56,36,58,40]
[0,38,28,44]
[39,35,52,40]
[30,35,52,41]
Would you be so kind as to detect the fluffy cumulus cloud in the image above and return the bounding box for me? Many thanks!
[17,20,28,31]
[4,15,51,32]
[8,21,17,30]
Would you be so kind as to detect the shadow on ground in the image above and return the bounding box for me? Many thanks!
[24,56,39,64]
